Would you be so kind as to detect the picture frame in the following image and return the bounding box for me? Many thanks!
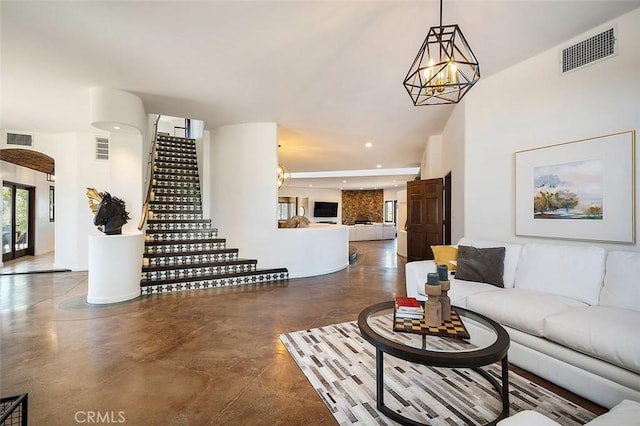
[515,131,635,243]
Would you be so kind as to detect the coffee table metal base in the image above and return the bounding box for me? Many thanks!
[375,348,510,426]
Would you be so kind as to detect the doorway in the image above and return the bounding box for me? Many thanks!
[406,175,452,261]
[2,182,35,262]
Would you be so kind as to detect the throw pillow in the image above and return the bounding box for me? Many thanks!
[431,245,458,271]
[455,245,506,287]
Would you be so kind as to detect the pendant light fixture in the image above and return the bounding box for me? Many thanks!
[277,164,290,189]
[403,0,480,106]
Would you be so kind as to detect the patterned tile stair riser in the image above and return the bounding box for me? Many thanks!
[280,318,597,426]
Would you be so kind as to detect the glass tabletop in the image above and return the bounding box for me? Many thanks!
[358,301,510,367]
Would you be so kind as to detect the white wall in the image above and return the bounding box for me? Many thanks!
[456,8,640,251]
[53,133,110,270]
[441,104,466,243]
[109,132,143,234]
[209,123,280,265]
[209,123,348,277]
[278,186,342,223]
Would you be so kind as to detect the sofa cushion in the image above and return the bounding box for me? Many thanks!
[405,260,450,300]
[497,410,560,426]
[544,306,640,374]
[515,243,605,305]
[455,245,505,287]
[457,238,523,289]
[585,400,640,425]
[600,251,640,312]
[431,245,458,270]
[448,278,502,308]
[466,289,587,336]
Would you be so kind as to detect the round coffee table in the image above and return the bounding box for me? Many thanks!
[358,301,511,425]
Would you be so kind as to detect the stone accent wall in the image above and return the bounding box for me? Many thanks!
[342,190,384,225]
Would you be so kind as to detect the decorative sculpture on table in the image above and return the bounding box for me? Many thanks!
[424,272,442,327]
[438,264,451,322]
[86,188,131,235]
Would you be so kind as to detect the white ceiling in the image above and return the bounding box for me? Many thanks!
[2,1,639,190]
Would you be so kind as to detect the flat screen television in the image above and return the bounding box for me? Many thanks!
[314,201,338,217]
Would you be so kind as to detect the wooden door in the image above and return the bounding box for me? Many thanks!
[406,178,443,261]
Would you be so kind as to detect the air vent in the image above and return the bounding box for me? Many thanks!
[561,26,616,74]
[96,137,109,160]
[7,133,33,146]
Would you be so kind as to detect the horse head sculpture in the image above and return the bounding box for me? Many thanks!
[92,191,131,235]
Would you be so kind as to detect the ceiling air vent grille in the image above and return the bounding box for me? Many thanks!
[96,137,109,160]
[7,133,33,146]
[562,27,616,73]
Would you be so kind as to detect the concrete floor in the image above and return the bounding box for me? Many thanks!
[1,240,602,425]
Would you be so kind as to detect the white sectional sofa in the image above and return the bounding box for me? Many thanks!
[348,223,397,241]
[405,237,640,409]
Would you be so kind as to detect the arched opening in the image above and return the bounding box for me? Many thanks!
[1,149,55,265]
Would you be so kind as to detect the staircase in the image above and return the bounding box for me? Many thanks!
[140,134,288,295]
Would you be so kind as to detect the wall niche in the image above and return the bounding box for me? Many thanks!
[342,190,383,225]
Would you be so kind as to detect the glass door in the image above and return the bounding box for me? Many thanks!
[2,182,34,262]
[2,185,12,258]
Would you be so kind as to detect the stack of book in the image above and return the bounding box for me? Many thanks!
[394,296,424,319]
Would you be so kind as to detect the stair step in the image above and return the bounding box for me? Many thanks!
[153,167,200,179]
[142,258,253,271]
[149,201,201,206]
[156,146,196,155]
[155,151,196,160]
[143,249,239,267]
[141,260,258,281]
[151,196,201,203]
[140,268,289,294]
[155,164,199,171]
[155,162,198,170]
[157,141,195,148]
[149,213,203,221]
[157,135,195,143]
[145,229,219,241]
[149,206,202,213]
[154,173,200,181]
[144,247,236,258]
[152,188,200,196]
[146,221,211,231]
[144,240,226,254]
[152,178,200,189]
[149,207,203,213]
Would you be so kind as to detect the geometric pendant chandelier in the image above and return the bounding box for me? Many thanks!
[403,0,480,106]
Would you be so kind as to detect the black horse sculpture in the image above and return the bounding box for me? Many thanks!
[93,192,131,235]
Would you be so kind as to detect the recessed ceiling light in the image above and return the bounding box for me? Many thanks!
[365,142,372,148]
[342,180,347,183]
[309,184,313,187]
[113,125,121,130]
[376,164,382,168]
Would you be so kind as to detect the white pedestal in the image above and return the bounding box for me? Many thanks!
[88,233,143,304]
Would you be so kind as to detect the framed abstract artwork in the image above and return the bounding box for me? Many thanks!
[515,131,635,243]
